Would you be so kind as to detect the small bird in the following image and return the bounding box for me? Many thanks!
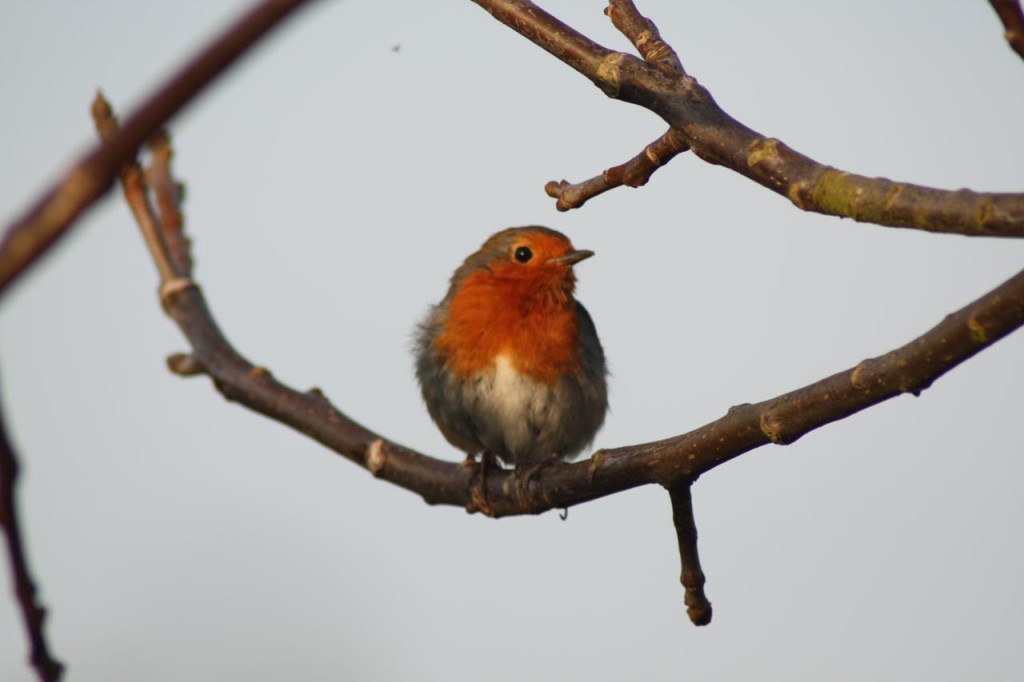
[415,227,608,508]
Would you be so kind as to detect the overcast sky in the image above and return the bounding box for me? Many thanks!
[2,1,1023,680]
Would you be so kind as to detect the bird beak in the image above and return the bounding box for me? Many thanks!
[548,249,594,267]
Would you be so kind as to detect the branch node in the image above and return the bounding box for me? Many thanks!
[366,439,387,476]
[898,380,926,397]
[787,179,814,210]
[595,52,627,97]
[968,314,990,343]
[159,277,197,305]
[759,410,792,445]
[167,352,206,376]
[746,137,784,177]
[850,361,870,389]
[726,402,752,416]
[605,0,685,76]
[587,450,606,484]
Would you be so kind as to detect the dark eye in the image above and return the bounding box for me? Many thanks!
[514,246,533,263]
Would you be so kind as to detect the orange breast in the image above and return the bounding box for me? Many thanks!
[434,270,580,385]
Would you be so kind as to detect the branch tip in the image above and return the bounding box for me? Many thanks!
[166,352,205,376]
[90,91,114,124]
[668,482,712,626]
[545,128,688,211]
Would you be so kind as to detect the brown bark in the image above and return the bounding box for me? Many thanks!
[474,0,1024,236]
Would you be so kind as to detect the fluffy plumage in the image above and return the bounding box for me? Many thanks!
[415,226,608,466]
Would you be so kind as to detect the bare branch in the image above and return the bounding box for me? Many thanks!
[146,132,192,276]
[989,0,1024,61]
[91,96,178,285]
[668,482,711,626]
[606,0,685,76]
[472,0,1024,237]
[0,387,64,681]
[0,0,316,300]
[545,128,688,210]
[544,2,690,211]
[95,101,1024,519]
[469,0,612,76]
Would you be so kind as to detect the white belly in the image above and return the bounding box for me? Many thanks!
[466,355,559,461]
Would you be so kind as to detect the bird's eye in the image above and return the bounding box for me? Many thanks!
[514,246,533,263]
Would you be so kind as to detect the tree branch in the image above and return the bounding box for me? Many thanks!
[545,128,689,210]
[0,385,64,682]
[0,0,316,301]
[93,98,1024,520]
[989,0,1024,61]
[543,1,692,211]
[668,482,711,626]
[606,0,685,77]
[472,0,1024,236]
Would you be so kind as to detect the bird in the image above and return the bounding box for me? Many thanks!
[414,226,608,511]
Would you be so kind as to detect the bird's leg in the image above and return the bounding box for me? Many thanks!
[465,451,496,517]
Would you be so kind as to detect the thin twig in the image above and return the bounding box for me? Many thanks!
[147,131,192,276]
[91,96,178,284]
[606,0,685,76]
[0,386,64,681]
[0,0,316,300]
[668,481,711,626]
[94,100,1024,519]
[989,0,1024,61]
[470,0,1024,236]
[545,128,688,210]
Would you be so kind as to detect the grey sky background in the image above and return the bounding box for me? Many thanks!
[2,1,1023,680]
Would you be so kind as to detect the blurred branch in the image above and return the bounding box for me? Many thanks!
[989,0,1024,61]
[93,98,1024,520]
[473,0,1024,236]
[0,386,64,682]
[0,0,315,301]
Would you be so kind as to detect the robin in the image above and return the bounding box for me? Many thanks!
[414,226,608,511]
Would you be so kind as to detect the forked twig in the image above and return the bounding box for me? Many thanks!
[471,0,1024,234]
[606,0,685,77]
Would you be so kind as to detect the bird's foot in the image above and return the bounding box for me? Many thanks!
[513,457,560,511]
[465,452,497,517]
